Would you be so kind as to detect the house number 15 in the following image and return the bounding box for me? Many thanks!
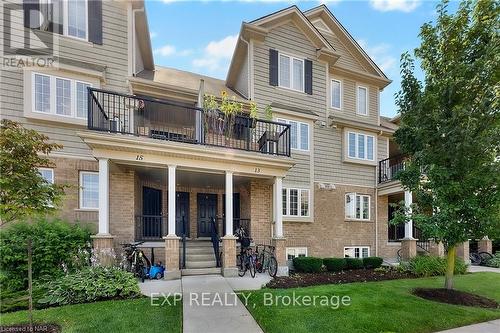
[136,154,144,161]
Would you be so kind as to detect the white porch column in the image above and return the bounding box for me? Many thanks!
[274,177,283,238]
[98,158,109,235]
[404,190,414,239]
[225,171,233,236]
[167,165,176,236]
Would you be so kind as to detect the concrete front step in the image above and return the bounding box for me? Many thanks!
[184,247,214,255]
[186,253,216,262]
[185,260,217,269]
[180,241,214,248]
[181,267,221,276]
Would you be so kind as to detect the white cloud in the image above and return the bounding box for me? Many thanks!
[357,39,397,74]
[193,35,238,74]
[150,31,157,39]
[369,0,421,13]
[154,44,192,57]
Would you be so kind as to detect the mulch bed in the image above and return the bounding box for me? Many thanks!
[266,268,415,289]
[413,288,499,309]
[0,323,61,332]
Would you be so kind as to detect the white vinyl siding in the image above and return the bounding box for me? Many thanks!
[32,72,91,120]
[277,118,309,151]
[79,171,99,209]
[331,79,342,109]
[344,246,370,258]
[278,52,304,92]
[357,86,368,115]
[347,132,375,161]
[282,188,310,217]
[345,193,370,220]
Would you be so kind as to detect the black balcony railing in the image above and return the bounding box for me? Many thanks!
[135,215,167,241]
[378,155,406,183]
[87,88,291,157]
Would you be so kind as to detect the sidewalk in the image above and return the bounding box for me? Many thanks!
[182,275,263,333]
[436,319,500,333]
[468,265,500,273]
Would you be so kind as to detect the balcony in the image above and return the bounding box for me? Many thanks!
[87,88,291,157]
[378,155,406,184]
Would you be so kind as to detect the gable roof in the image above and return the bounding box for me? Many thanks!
[305,5,391,84]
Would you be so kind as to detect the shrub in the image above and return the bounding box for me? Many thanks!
[345,258,364,270]
[38,267,140,307]
[292,257,323,273]
[0,219,91,292]
[407,255,467,277]
[0,286,47,313]
[485,253,500,268]
[323,258,346,272]
[363,257,384,269]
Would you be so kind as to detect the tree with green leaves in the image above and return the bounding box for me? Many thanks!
[0,120,65,225]
[393,0,499,290]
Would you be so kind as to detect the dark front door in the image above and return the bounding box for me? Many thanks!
[142,187,162,239]
[176,192,189,237]
[197,193,217,237]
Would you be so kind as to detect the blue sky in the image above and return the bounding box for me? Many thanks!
[146,0,455,117]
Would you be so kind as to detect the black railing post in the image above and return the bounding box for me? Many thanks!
[182,216,186,269]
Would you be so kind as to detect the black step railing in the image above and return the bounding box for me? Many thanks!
[378,155,406,183]
[87,88,291,157]
[210,217,221,268]
[135,215,167,241]
[181,216,187,269]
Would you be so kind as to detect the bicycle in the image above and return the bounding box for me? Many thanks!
[255,244,278,277]
[469,251,494,265]
[121,241,151,282]
[237,237,256,278]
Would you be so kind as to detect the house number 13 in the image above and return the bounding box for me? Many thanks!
[136,154,144,161]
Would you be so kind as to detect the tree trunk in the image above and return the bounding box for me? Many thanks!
[445,246,456,290]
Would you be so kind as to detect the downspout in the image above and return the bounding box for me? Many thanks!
[239,35,251,100]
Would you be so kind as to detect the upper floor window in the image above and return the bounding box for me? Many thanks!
[277,118,309,151]
[282,187,310,217]
[347,131,374,161]
[357,86,368,115]
[66,0,88,39]
[38,168,54,184]
[33,72,91,120]
[79,171,99,209]
[279,53,304,92]
[345,193,370,220]
[331,79,342,110]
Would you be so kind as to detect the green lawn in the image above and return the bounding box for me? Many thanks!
[240,272,500,333]
[0,297,182,333]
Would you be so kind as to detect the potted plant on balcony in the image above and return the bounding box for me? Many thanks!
[203,94,219,135]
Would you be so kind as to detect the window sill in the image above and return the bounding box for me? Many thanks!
[291,149,310,155]
[25,111,88,127]
[56,34,93,47]
[74,208,99,212]
[345,219,373,223]
[283,216,313,223]
[275,86,307,96]
[343,157,377,167]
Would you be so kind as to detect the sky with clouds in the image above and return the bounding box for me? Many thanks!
[146,0,457,117]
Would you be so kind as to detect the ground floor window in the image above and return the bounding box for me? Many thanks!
[286,247,307,260]
[344,246,370,258]
[282,187,310,217]
[345,192,370,220]
[38,168,54,184]
[79,171,99,209]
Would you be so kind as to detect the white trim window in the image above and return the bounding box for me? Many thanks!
[347,131,374,161]
[345,193,370,220]
[282,188,310,217]
[276,118,309,151]
[331,79,342,110]
[357,86,368,115]
[79,171,99,209]
[278,53,304,92]
[344,246,370,258]
[286,247,307,260]
[66,0,88,40]
[32,72,91,120]
[38,168,54,184]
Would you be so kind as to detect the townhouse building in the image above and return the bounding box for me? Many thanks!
[2,1,443,278]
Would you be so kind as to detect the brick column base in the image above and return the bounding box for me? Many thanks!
[91,234,115,266]
[478,238,492,254]
[222,236,238,277]
[429,240,445,257]
[400,238,417,261]
[272,237,288,276]
[456,241,470,264]
[164,235,181,280]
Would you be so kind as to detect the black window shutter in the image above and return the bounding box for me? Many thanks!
[49,0,63,34]
[88,0,103,45]
[23,0,40,29]
[305,59,313,95]
[269,49,278,86]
